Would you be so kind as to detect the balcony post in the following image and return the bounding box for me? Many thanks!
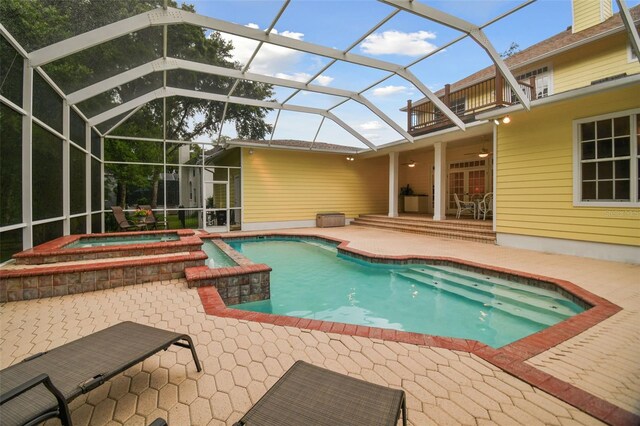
[495,71,504,106]
[530,76,537,100]
[443,84,451,106]
[407,99,412,132]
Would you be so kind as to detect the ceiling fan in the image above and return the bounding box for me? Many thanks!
[465,147,492,158]
[401,160,418,167]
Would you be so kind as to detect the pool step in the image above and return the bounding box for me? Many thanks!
[351,215,496,244]
[406,266,579,318]
[394,270,573,326]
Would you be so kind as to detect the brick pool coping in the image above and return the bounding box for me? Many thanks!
[196,232,636,426]
[12,229,199,264]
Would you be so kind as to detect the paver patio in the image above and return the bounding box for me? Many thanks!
[1,226,638,425]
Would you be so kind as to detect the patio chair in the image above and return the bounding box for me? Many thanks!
[111,206,146,232]
[137,205,168,230]
[233,360,406,426]
[478,192,493,220]
[0,321,201,426]
[453,193,476,219]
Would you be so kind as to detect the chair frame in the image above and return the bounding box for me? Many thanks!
[453,193,476,219]
[111,206,146,232]
[478,192,493,220]
[137,205,168,230]
[0,322,201,426]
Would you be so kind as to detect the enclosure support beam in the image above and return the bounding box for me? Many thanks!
[380,0,531,110]
[68,58,413,142]
[30,7,463,131]
[616,0,640,63]
[89,87,377,151]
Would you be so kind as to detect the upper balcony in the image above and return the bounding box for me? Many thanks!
[407,73,537,136]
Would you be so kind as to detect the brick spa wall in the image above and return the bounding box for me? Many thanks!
[0,252,207,303]
[184,264,271,306]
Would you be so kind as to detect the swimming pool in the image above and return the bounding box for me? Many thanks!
[65,234,179,248]
[226,238,586,348]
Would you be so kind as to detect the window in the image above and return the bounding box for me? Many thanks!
[515,66,552,99]
[574,109,639,206]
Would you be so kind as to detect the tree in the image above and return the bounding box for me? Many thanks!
[1,0,274,208]
[500,42,520,59]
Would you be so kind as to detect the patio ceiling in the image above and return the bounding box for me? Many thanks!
[1,0,636,152]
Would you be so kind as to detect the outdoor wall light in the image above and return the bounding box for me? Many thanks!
[248,149,254,155]
[493,116,511,125]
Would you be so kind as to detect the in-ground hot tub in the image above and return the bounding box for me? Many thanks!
[12,229,202,265]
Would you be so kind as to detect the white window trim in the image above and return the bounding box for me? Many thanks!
[573,108,640,207]
[514,63,554,98]
[628,41,638,63]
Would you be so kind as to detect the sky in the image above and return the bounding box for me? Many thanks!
[177,0,640,148]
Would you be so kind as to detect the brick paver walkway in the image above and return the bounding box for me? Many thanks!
[1,226,638,425]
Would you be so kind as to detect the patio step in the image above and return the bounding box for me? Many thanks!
[351,215,496,244]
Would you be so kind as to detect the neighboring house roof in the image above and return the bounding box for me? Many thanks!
[427,5,640,99]
[228,139,361,153]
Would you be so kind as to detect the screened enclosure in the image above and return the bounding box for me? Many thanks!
[1,0,638,262]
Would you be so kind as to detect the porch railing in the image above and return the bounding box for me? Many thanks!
[407,73,536,136]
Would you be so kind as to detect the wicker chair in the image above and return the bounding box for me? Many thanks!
[453,193,476,219]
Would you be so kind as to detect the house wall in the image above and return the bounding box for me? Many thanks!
[242,148,388,227]
[496,85,640,247]
[541,32,639,94]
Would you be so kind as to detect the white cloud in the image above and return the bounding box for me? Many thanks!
[360,121,383,130]
[313,75,334,86]
[273,72,334,86]
[373,85,410,96]
[363,133,381,140]
[361,30,437,56]
[221,24,305,75]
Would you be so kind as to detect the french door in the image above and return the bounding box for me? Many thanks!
[448,160,488,213]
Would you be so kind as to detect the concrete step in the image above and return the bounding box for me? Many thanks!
[351,215,496,244]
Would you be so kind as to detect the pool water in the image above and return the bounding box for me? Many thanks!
[202,240,237,268]
[226,238,585,348]
[65,234,179,248]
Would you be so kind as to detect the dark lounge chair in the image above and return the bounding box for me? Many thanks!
[0,321,201,426]
[233,360,407,426]
[137,205,168,230]
[111,206,147,232]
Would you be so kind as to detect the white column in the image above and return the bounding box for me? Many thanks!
[388,152,399,217]
[62,101,70,235]
[22,60,33,249]
[492,124,497,232]
[433,141,447,221]
[84,122,92,233]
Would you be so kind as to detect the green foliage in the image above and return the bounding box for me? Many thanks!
[2,0,275,210]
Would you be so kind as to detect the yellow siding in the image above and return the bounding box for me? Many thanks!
[551,33,640,93]
[243,148,388,223]
[496,85,640,246]
[572,0,609,33]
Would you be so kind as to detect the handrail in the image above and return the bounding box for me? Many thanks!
[407,74,535,135]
